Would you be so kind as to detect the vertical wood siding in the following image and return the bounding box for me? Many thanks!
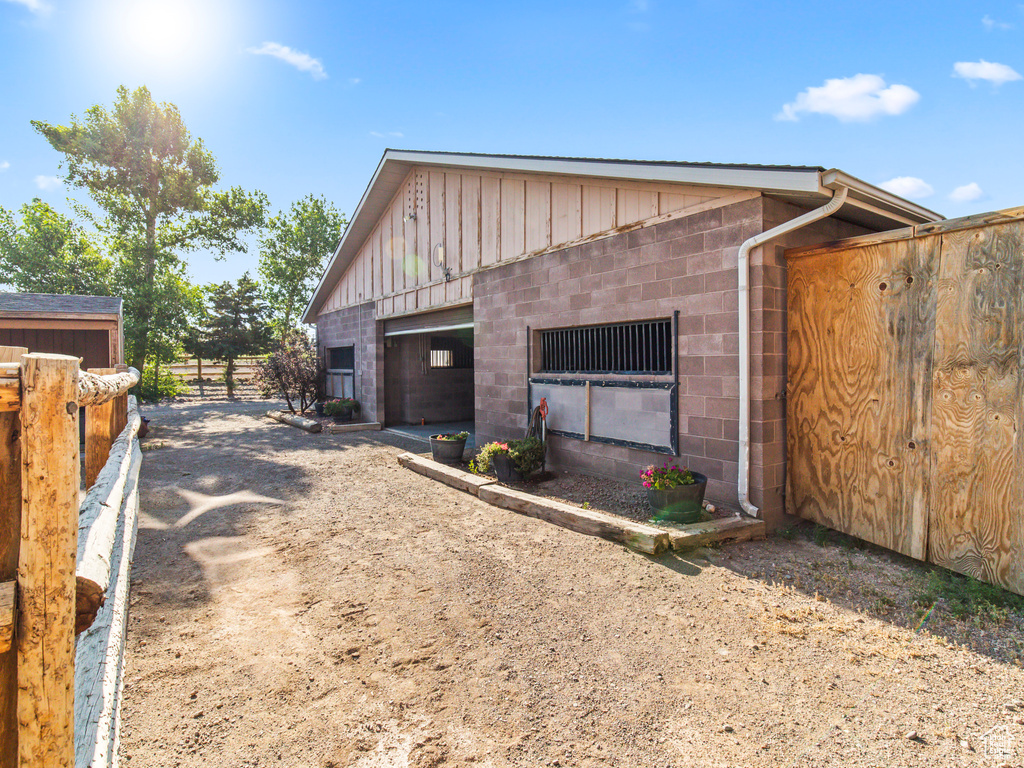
[320,168,728,317]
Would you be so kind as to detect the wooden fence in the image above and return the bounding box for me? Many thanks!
[0,348,142,767]
[786,206,1024,596]
[167,356,266,383]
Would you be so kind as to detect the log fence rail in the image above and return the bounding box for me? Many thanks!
[0,349,142,768]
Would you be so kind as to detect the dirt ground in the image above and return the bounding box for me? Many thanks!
[121,400,1024,768]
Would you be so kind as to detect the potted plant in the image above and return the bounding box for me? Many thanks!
[323,397,360,423]
[641,462,707,523]
[429,431,469,464]
[473,437,545,483]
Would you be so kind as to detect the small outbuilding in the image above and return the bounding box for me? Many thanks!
[0,292,124,368]
[302,151,940,527]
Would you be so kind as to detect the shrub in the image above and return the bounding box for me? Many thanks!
[135,364,188,402]
[323,397,360,416]
[253,332,323,414]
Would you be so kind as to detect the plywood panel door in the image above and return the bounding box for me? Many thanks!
[927,222,1024,594]
[787,237,938,559]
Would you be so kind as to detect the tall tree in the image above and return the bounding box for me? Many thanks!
[203,274,271,398]
[0,199,113,295]
[32,85,267,373]
[258,194,345,335]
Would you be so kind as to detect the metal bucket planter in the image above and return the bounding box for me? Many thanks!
[430,435,467,464]
[331,407,353,423]
[646,471,708,524]
[491,453,522,483]
[314,401,325,417]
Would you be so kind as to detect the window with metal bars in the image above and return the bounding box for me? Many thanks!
[429,336,473,369]
[540,319,672,374]
[327,346,354,371]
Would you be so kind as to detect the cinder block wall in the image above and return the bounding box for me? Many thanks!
[316,301,381,422]
[382,333,474,425]
[474,195,869,528]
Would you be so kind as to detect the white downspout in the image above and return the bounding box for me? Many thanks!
[737,185,849,517]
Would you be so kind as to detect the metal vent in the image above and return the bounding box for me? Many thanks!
[540,319,672,374]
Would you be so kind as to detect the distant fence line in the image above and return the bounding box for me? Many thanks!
[166,356,268,382]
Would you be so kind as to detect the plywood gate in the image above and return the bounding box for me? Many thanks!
[786,207,1024,596]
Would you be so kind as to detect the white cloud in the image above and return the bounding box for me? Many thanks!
[349,77,361,86]
[629,0,649,11]
[0,161,9,172]
[34,174,61,191]
[777,74,920,122]
[369,131,404,139]
[982,14,1013,30]
[949,182,984,202]
[879,176,935,199]
[2,0,52,16]
[953,60,1022,85]
[247,42,326,80]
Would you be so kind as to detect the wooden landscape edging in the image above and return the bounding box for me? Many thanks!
[397,452,670,555]
[666,515,766,552]
[265,410,322,433]
[397,452,497,496]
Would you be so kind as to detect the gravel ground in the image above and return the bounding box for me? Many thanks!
[121,400,1024,768]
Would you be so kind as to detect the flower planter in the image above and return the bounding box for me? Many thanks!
[646,471,708,523]
[314,401,325,417]
[331,407,353,423]
[491,453,522,483]
[429,434,467,464]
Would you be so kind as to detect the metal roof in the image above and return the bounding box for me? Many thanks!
[0,292,123,316]
[302,150,945,323]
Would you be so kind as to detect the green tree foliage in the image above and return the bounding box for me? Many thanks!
[258,194,345,335]
[202,274,271,398]
[32,85,267,373]
[0,199,113,295]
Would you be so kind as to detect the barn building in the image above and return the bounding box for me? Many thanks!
[301,151,940,527]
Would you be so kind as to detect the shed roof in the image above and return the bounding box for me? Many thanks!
[302,150,945,323]
[0,293,122,317]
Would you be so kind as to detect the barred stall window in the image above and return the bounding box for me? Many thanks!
[540,319,672,374]
[328,346,354,371]
[326,345,355,398]
[430,336,473,369]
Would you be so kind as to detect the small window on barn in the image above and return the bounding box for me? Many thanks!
[540,319,672,374]
[430,337,473,369]
[328,346,354,371]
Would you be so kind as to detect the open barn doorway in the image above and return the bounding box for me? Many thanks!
[382,306,474,443]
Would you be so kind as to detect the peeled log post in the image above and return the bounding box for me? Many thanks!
[76,397,141,635]
[0,346,25,768]
[266,410,322,433]
[84,368,117,489]
[77,368,140,408]
[18,353,80,768]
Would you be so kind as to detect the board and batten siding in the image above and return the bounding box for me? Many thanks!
[318,167,735,320]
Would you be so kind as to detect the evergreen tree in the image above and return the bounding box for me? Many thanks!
[202,274,271,397]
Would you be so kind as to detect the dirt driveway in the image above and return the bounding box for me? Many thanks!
[120,401,1024,768]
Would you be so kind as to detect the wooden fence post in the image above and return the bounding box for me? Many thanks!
[0,345,26,768]
[18,353,80,768]
[84,369,116,489]
[112,364,129,437]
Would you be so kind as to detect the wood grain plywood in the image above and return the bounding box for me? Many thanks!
[787,237,938,559]
[928,223,1024,593]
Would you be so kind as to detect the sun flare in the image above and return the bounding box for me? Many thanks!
[106,0,223,70]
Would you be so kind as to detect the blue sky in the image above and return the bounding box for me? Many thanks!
[1,0,1022,285]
